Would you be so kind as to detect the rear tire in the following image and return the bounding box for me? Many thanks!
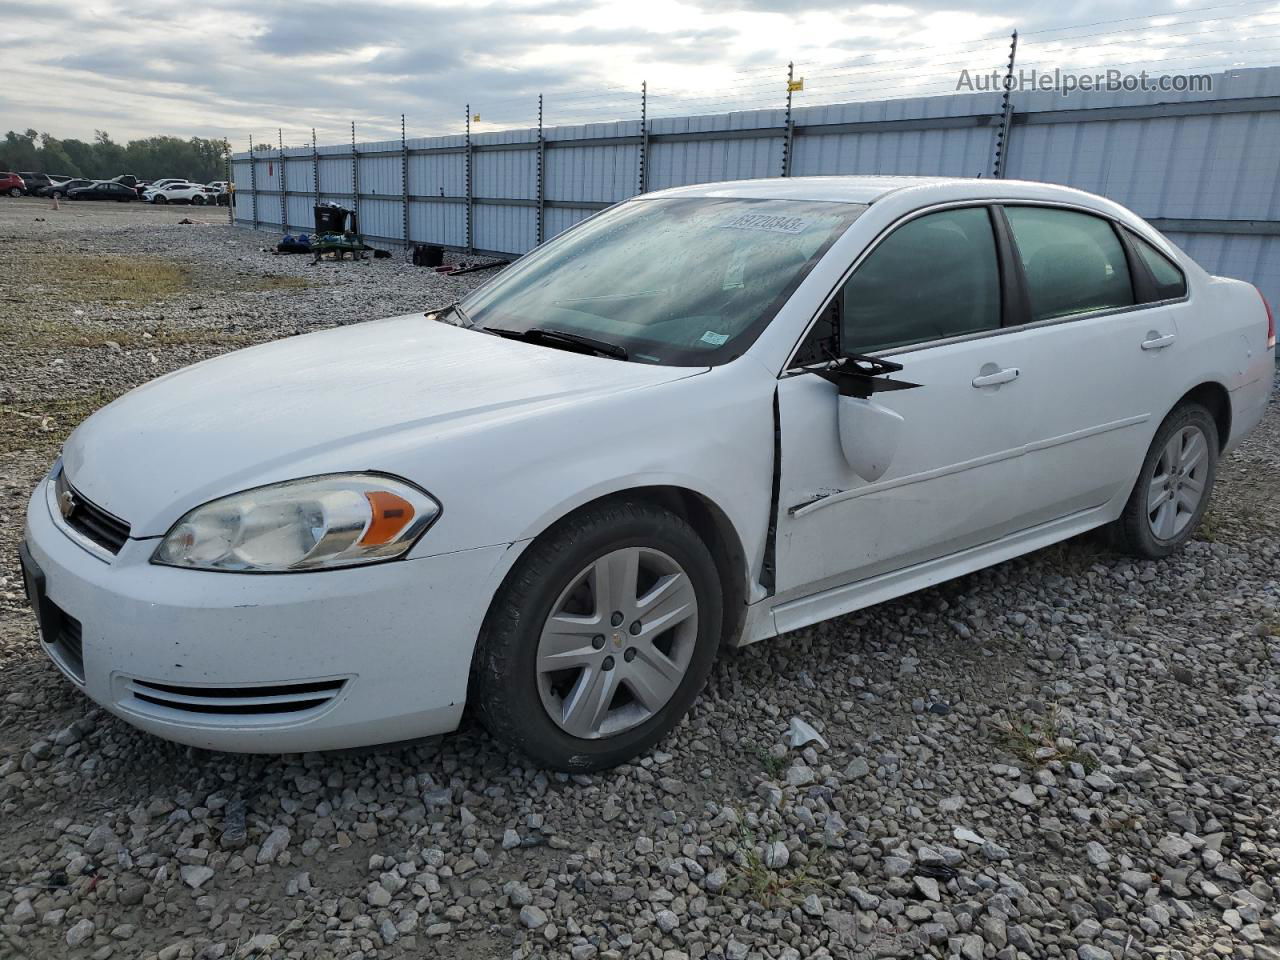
[471,498,723,772]
[7,187,19,197]
[155,195,167,204]
[1109,403,1218,559]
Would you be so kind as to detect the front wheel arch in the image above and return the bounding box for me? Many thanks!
[512,486,750,649]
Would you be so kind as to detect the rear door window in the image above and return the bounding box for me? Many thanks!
[1004,206,1134,322]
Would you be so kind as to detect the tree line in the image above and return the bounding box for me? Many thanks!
[0,130,229,183]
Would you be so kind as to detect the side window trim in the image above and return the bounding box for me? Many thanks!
[990,205,1031,328]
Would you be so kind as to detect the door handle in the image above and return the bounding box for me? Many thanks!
[972,367,1020,388]
[1141,333,1176,351]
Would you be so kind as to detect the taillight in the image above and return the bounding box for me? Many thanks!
[1263,289,1276,350]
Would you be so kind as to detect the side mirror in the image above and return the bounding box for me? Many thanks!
[837,395,904,482]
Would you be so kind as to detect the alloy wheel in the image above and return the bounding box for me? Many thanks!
[1147,424,1209,540]
[536,546,699,740]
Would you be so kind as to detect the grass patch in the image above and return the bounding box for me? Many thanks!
[728,829,840,908]
[995,711,1099,773]
[755,746,786,779]
[23,253,193,305]
[255,274,310,290]
[1,389,123,456]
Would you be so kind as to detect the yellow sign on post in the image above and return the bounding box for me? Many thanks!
[787,77,805,93]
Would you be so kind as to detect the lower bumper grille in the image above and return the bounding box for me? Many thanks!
[124,677,346,718]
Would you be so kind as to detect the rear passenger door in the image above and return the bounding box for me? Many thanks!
[1003,205,1189,526]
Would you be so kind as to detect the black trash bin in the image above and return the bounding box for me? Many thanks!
[314,204,354,234]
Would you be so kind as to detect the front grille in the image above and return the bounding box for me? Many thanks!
[124,678,346,717]
[56,471,130,554]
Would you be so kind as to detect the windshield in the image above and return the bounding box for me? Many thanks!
[459,197,865,365]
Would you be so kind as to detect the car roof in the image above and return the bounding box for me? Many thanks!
[645,175,1119,210]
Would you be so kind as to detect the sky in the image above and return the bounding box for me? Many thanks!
[1,0,1279,146]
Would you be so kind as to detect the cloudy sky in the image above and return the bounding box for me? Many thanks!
[2,0,1278,146]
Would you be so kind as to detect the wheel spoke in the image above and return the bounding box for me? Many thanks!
[1155,500,1178,539]
[589,549,640,617]
[1162,434,1183,473]
[1176,487,1200,514]
[1148,479,1171,513]
[635,572,697,637]
[624,647,684,711]
[1180,473,1205,496]
[559,666,618,738]
[1179,430,1207,472]
[537,613,602,671]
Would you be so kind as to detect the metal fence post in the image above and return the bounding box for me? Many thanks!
[992,31,1019,178]
[536,94,545,246]
[248,135,258,229]
[350,121,360,231]
[401,114,410,248]
[639,81,648,195]
[465,104,473,254]
[782,62,796,178]
[278,129,287,232]
[311,128,319,209]
[223,139,232,225]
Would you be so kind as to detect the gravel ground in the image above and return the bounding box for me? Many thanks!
[1,197,1278,960]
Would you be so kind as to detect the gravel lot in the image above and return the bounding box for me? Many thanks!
[1,197,1278,960]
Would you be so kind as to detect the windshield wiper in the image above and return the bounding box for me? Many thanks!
[483,326,628,360]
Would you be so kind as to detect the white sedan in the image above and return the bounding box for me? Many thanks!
[21,176,1274,770]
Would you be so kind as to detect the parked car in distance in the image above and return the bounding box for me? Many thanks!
[145,178,186,194]
[0,171,24,197]
[17,172,54,195]
[111,175,140,189]
[39,178,93,199]
[147,182,213,204]
[66,181,138,202]
[19,176,1275,770]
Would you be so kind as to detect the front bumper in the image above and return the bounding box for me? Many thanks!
[23,475,513,753]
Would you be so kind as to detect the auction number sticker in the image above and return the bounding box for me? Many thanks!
[721,213,813,234]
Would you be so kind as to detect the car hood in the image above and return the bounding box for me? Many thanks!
[62,315,702,537]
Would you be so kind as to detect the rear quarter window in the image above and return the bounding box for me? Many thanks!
[1127,231,1188,301]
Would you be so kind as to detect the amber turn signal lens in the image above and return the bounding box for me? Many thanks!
[360,491,416,546]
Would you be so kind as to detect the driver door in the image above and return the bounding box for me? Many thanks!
[773,205,1035,610]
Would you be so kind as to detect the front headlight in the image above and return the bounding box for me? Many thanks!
[152,473,440,572]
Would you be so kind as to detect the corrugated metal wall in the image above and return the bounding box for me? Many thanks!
[232,65,1280,307]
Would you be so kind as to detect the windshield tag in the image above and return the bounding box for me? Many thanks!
[700,331,730,346]
[721,213,813,234]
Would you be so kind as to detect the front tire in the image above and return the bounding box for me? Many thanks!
[154,195,167,204]
[1110,403,1218,559]
[472,498,723,772]
[7,187,19,198]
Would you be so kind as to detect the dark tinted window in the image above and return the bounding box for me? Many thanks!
[1128,231,1187,301]
[839,207,1001,353]
[1005,206,1133,321]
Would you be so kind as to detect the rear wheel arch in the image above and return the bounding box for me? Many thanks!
[1177,382,1231,451]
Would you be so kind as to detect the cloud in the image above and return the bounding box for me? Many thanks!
[2,0,1277,147]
